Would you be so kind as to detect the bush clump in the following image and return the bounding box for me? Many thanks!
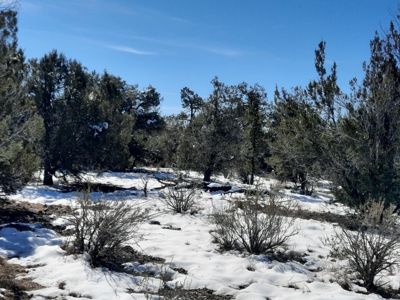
[324,199,400,292]
[161,186,197,213]
[70,190,149,264]
[210,190,298,254]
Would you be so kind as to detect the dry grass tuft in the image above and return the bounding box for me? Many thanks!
[0,256,43,299]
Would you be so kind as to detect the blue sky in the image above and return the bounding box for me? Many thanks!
[18,0,397,115]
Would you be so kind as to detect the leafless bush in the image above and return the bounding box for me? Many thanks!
[140,175,151,197]
[70,190,149,263]
[210,204,239,251]
[324,199,400,292]
[161,187,197,213]
[211,191,299,254]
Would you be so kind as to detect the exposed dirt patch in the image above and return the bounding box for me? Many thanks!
[158,287,234,299]
[171,267,188,275]
[92,245,166,274]
[0,199,72,234]
[0,200,72,298]
[58,182,137,194]
[288,208,356,230]
[0,256,43,299]
[128,286,234,300]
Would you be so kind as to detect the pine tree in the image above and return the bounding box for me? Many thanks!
[181,87,203,123]
[268,86,321,193]
[237,83,268,184]
[332,22,400,206]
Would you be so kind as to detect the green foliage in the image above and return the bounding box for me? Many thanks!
[85,71,137,170]
[181,86,203,122]
[28,50,89,184]
[0,8,39,194]
[159,80,269,183]
[268,86,322,193]
[236,82,269,184]
[147,113,187,168]
[179,77,243,181]
[268,33,400,207]
[28,56,162,181]
[327,21,400,206]
[128,85,164,167]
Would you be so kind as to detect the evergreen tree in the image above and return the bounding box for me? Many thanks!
[180,77,243,181]
[86,71,137,170]
[331,22,400,206]
[0,8,39,194]
[181,87,203,123]
[147,112,187,168]
[268,86,322,193]
[237,83,268,184]
[49,59,92,177]
[129,85,164,166]
[269,42,345,196]
[28,50,91,184]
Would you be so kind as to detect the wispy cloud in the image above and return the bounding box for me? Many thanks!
[107,45,156,55]
[201,47,242,57]
[168,17,195,25]
[125,35,242,57]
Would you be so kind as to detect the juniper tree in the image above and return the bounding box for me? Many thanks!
[129,85,164,166]
[28,51,90,184]
[87,71,137,170]
[0,7,39,193]
[179,78,243,181]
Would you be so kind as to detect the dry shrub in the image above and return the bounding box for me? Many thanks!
[211,190,298,254]
[140,175,151,197]
[324,199,400,292]
[70,190,149,264]
[161,187,197,213]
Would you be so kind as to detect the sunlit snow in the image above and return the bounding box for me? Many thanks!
[1,171,395,299]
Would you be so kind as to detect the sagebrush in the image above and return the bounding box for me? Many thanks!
[211,190,298,254]
[324,199,400,291]
[70,190,149,263]
[161,186,197,213]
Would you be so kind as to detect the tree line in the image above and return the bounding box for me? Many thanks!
[0,6,163,192]
[2,3,400,208]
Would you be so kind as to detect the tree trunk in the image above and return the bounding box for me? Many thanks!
[43,158,53,185]
[299,171,307,192]
[43,121,53,186]
[250,154,255,185]
[365,274,376,292]
[203,168,213,182]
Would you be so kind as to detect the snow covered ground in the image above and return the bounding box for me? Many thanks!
[1,171,397,299]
